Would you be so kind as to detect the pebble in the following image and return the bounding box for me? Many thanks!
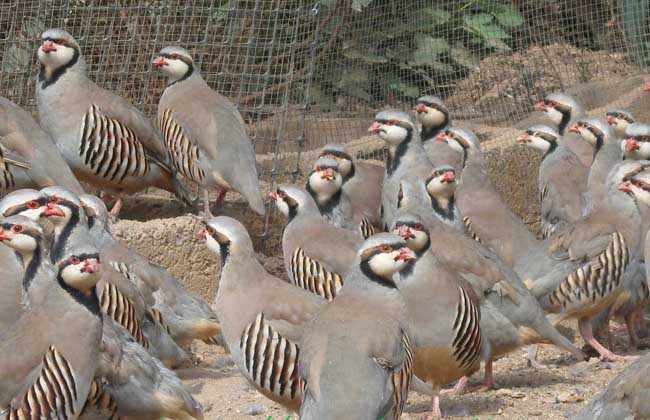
[242,405,265,416]
[495,388,527,398]
[555,390,584,403]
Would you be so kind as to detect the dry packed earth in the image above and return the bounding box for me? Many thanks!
[179,328,647,420]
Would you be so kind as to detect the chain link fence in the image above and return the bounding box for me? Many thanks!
[1,0,649,242]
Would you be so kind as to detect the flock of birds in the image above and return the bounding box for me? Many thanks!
[2,26,650,420]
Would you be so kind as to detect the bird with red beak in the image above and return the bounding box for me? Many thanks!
[621,123,650,160]
[606,109,635,138]
[515,125,560,154]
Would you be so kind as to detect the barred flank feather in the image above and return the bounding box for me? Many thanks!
[7,347,78,420]
[79,104,149,182]
[160,109,205,183]
[239,313,302,401]
[290,248,344,301]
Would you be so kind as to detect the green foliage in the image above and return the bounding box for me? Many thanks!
[317,0,524,106]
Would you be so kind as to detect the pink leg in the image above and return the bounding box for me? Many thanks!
[526,344,548,369]
[625,312,639,349]
[440,376,468,396]
[109,192,125,218]
[466,360,497,392]
[578,318,618,361]
[199,189,213,218]
[418,393,442,420]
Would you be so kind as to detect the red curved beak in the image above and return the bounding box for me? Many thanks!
[152,56,167,69]
[442,171,456,183]
[643,83,650,92]
[42,203,65,218]
[368,121,383,133]
[320,168,335,180]
[515,134,531,144]
[619,181,633,193]
[567,123,580,134]
[395,224,414,240]
[0,228,8,241]
[415,103,427,113]
[198,227,207,240]
[534,101,546,112]
[82,258,100,274]
[625,139,639,152]
[41,40,57,53]
[435,132,447,142]
[606,115,616,125]
[397,246,416,261]
[269,191,278,200]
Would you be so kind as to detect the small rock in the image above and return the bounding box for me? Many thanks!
[529,410,543,416]
[242,405,265,416]
[555,391,584,403]
[214,354,235,369]
[496,388,526,398]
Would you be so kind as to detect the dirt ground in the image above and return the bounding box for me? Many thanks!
[176,322,648,420]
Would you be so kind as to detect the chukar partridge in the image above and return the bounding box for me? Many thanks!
[0,221,102,419]
[368,109,433,230]
[391,213,483,418]
[414,95,463,174]
[423,165,465,232]
[318,143,383,226]
[606,109,635,138]
[271,184,361,300]
[153,46,265,216]
[306,157,374,238]
[0,190,49,329]
[80,193,221,346]
[526,160,647,361]
[621,123,650,160]
[534,92,593,167]
[199,216,325,413]
[35,29,191,217]
[568,117,621,213]
[299,233,415,420]
[397,179,585,386]
[516,124,587,237]
[0,96,83,195]
[41,187,188,367]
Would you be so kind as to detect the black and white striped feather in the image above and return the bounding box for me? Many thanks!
[159,108,205,183]
[452,285,482,372]
[290,248,344,301]
[99,282,149,348]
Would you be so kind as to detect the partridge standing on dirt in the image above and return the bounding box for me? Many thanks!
[568,117,620,213]
[414,95,463,174]
[41,187,188,367]
[396,180,585,387]
[200,216,325,412]
[153,46,265,216]
[318,143,383,227]
[299,233,415,420]
[368,109,432,230]
[306,157,375,238]
[391,212,483,418]
[516,124,588,238]
[35,29,191,217]
[80,193,221,346]
[534,92,593,167]
[0,96,83,195]
[271,184,362,300]
[0,219,102,419]
[606,109,635,138]
[621,123,650,160]
[526,160,647,361]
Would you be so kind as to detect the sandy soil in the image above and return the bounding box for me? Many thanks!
[176,322,648,420]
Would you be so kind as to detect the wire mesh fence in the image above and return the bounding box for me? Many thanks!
[1,0,649,240]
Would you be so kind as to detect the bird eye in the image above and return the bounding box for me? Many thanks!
[279,191,287,199]
[55,39,66,46]
[26,200,40,209]
[636,180,646,188]
[386,121,397,126]
[414,223,423,230]
[69,256,80,265]
[643,136,650,143]
[433,171,440,177]
[548,100,558,107]
[206,226,216,235]
[48,196,61,204]
[11,225,23,234]
[379,245,393,253]
[170,54,179,59]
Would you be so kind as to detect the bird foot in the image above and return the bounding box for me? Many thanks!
[440,376,468,396]
[465,380,498,393]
